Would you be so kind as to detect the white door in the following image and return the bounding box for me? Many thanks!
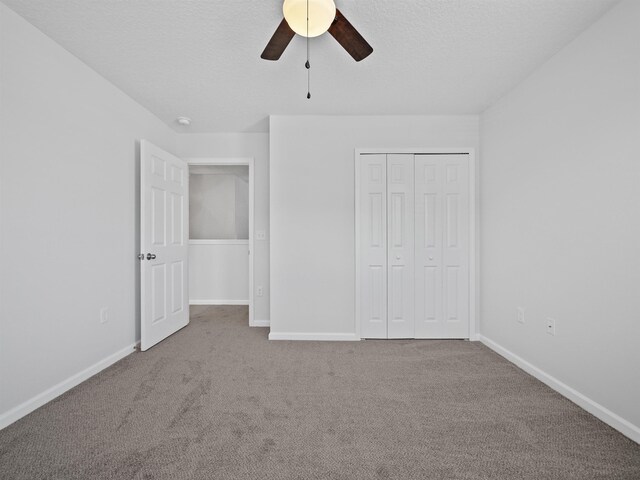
[140,140,189,351]
[359,154,387,338]
[387,155,415,338]
[358,152,470,339]
[414,154,469,338]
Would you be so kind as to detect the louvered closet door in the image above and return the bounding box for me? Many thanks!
[359,154,388,339]
[414,155,469,338]
[386,155,415,338]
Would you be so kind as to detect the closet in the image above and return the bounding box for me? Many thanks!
[188,164,250,306]
[358,153,471,339]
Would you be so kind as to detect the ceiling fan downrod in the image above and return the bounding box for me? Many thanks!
[306,0,311,99]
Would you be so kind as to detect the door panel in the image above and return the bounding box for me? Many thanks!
[415,154,469,338]
[387,155,414,338]
[446,194,459,247]
[424,266,438,321]
[359,155,387,338]
[370,193,384,246]
[446,266,459,320]
[171,261,185,314]
[151,264,166,324]
[390,193,404,247]
[170,193,184,245]
[391,265,404,320]
[152,187,166,245]
[415,157,443,337]
[369,266,384,322]
[442,156,469,338]
[424,193,437,247]
[141,140,189,350]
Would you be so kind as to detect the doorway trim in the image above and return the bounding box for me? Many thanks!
[354,148,478,340]
[187,157,256,326]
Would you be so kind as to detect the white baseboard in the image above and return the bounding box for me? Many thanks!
[479,335,640,444]
[268,332,360,341]
[250,319,270,327]
[189,299,249,305]
[0,344,135,431]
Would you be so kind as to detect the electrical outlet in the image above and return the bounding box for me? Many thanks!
[100,307,109,324]
[257,286,264,297]
[545,317,556,336]
[517,307,525,324]
[256,231,266,240]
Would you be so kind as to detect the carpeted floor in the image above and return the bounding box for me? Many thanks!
[0,306,639,479]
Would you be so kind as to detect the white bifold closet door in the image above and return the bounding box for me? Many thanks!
[359,153,470,339]
[387,155,415,338]
[359,154,387,338]
[414,155,469,338]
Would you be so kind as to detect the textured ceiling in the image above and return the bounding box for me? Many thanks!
[2,0,619,132]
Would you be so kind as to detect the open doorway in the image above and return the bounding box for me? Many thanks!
[187,158,254,326]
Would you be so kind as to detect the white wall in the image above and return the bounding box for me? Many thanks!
[190,174,236,238]
[269,116,479,338]
[235,176,249,240]
[189,171,248,240]
[480,0,640,439]
[176,133,270,323]
[189,241,249,304]
[0,3,176,426]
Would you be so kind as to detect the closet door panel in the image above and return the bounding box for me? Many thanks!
[415,154,470,338]
[442,157,470,338]
[387,155,414,338]
[415,156,443,338]
[360,155,387,338]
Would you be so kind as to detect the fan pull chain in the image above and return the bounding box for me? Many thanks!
[306,0,311,99]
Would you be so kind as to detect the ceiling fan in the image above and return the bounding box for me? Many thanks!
[261,0,373,62]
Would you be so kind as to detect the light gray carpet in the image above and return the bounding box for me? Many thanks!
[1,306,638,479]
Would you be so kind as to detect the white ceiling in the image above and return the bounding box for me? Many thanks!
[2,0,619,133]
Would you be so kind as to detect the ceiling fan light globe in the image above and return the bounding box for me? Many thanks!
[283,0,336,38]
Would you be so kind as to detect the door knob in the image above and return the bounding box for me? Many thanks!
[137,254,145,260]
[429,256,434,260]
[146,253,156,260]
[396,255,401,260]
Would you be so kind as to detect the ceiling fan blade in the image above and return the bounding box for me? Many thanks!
[328,9,373,62]
[261,18,296,61]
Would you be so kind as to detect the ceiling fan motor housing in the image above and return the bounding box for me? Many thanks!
[283,0,337,37]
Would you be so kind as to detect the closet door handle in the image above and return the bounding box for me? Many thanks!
[146,253,156,260]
